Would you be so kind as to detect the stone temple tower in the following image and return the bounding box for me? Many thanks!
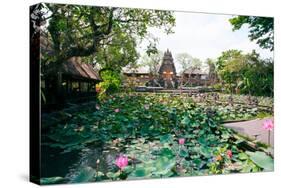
[158,49,177,89]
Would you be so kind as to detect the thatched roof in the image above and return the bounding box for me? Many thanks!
[46,57,101,81]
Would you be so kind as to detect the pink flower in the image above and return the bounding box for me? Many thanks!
[262,119,274,131]
[178,138,185,145]
[226,150,232,158]
[115,155,128,170]
[144,104,150,110]
[114,108,120,113]
[95,104,100,110]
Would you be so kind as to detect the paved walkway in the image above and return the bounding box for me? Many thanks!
[223,118,274,147]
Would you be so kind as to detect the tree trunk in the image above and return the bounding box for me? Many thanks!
[55,71,64,105]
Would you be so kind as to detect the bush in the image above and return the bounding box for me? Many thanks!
[96,70,121,100]
[213,83,222,91]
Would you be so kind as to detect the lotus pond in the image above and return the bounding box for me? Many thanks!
[41,93,274,184]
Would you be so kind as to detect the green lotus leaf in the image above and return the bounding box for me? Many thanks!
[238,152,249,160]
[159,147,175,159]
[179,149,189,158]
[199,147,212,158]
[129,165,153,178]
[153,156,176,177]
[246,151,274,171]
[181,116,190,126]
[159,134,173,143]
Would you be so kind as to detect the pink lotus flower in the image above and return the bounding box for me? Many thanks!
[262,119,274,131]
[178,138,185,145]
[115,155,128,170]
[226,150,232,158]
[114,108,120,113]
[95,104,100,110]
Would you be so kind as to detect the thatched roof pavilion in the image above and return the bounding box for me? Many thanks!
[59,57,101,81]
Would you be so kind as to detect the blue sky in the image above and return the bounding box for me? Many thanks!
[139,11,273,68]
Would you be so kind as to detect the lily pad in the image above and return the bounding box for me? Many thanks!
[181,116,190,126]
[159,134,173,143]
[129,166,154,178]
[238,152,248,160]
[179,149,189,158]
[159,147,175,159]
[246,151,274,171]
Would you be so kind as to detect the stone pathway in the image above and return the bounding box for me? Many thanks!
[223,118,274,147]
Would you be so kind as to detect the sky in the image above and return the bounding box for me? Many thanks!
[138,11,273,71]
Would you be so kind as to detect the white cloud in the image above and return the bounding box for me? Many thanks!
[138,11,273,67]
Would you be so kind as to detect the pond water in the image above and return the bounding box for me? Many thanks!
[41,143,119,183]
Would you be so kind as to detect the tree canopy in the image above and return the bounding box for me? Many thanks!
[216,50,273,96]
[38,3,175,70]
[229,16,274,51]
[205,58,217,80]
[175,53,192,73]
[140,51,163,75]
[176,53,202,73]
[216,49,244,70]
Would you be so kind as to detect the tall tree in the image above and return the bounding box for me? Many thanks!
[94,31,139,73]
[191,58,203,69]
[176,53,192,73]
[176,53,202,73]
[140,51,163,75]
[40,3,175,68]
[206,58,217,82]
[229,16,274,51]
[216,49,243,71]
[216,49,273,96]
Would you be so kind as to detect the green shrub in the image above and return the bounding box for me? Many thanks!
[97,70,121,100]
[213,83,222,90]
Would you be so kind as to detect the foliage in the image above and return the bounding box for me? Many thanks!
[41,3,175,70]
[212,93,273,107]
[216,49,244,72]
[140,51,164,75]
[207,146,232,174]
[42,93,273,184]
[216,50,273,96]
[241,57,273,96]
[246,151,274,171]
[206,58,217,80]
[94,31,139,72]
[176,53,203,73]
[188,92,273,121]
[96,70,121,100]
[212,83,222,90]
[210,104,258,121]
[175,53,193,73]
[229,16,274,51]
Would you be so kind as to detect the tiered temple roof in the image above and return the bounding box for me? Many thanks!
[158,49,177,75]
